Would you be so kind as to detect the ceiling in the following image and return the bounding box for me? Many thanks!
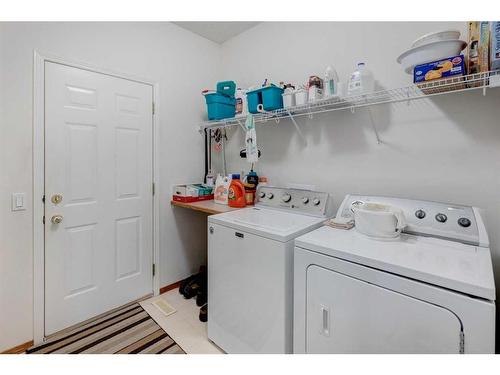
[173,22,260,44]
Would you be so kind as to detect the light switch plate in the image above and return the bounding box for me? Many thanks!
[12,193,26,211]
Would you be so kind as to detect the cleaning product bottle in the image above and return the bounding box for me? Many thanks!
[228,174,246,208]
[245,170,259,188]
[347,62,375,96]
[243,170,259,205]
[235,88,248,116]
[324,66,339,98]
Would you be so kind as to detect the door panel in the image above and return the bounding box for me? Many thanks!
[44,62,153,335]
[66,123,98,203]
[306,265,462,353]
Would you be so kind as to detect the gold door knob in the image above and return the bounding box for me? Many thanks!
[51,215,63,224]
[51,194,63,204]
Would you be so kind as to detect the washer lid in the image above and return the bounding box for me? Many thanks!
[208,207,326,242]
[295,226,496,300]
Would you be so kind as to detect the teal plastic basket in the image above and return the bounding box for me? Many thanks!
[247,85,284,113]
[205,93,236,120]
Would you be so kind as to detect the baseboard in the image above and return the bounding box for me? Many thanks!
[160,280,181,295]
[1,340,34,354]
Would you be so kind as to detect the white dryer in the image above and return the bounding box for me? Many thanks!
[294,195,496,354]
[208,186,332,353]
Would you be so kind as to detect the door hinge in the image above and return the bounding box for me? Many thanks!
[42,216,45,224]
[42,195,45,203]
[152,102,155,115]
[459,331,465,354]
[152,182,155,196]
[152,264,156,277]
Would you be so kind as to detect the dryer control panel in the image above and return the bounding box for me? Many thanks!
[336,194,487,247]
[256,186,332,217]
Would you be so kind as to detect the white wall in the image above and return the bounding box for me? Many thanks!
[0,22,220,351]
[219,22,500,339]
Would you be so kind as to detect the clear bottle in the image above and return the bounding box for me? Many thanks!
[235,88,248,116]
[347,62,375,96]
[324,66,340,98]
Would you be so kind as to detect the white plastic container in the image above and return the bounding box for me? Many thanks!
[347,62,375,96]
[324,66,340,98]
[411,30,461,48]
[397,39,467,74]
[308,86,322,102]
[282,88,295,109]
[295,88,308,106]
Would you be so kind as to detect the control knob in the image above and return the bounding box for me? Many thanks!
[415,210,426,219]
[267,193,274,199]
[282,193,292,203]
[312,198,321,206]
[435,213,447,223]
[302,197,310,204]
[259,191,266,198]
[458,217,471,228]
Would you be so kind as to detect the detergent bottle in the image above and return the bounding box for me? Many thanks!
[228,174,246,208]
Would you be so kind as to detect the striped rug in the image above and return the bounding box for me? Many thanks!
[26,303,185,354]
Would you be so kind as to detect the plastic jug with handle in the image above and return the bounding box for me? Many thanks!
[228,174,246,208]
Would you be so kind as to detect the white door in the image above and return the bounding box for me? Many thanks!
[44,62,154,335]
[306,265,463,353]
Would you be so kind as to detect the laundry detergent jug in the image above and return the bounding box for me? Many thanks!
[228,174,246,208]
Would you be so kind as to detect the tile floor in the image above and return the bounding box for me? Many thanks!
[140,290,224,354]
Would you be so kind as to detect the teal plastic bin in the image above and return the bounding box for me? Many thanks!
[247,85,284,113]
[205,93,236,120]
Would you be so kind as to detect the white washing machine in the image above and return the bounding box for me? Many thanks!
[294,195,496,354]
[208,186,332,353]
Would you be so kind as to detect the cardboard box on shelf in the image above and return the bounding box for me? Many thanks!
[491,21,500,71]
[414,55,466,94]
[467,21,490,75]
[414,55,465,83]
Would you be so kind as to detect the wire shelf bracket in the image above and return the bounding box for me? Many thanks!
[366,107,381,145]
[285,110,307,145]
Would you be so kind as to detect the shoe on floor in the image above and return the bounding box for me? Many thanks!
[196,291,207,307]
[179,274,198,297]
[199,304,207,322]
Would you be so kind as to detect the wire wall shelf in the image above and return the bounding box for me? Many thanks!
[198,70,500,141]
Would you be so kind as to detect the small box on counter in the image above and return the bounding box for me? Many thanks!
[172,183,214,203]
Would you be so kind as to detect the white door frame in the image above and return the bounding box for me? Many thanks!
[33,50,160,344]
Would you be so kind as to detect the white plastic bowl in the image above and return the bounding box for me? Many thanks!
[411,30,461,48]
[397,39,467,74]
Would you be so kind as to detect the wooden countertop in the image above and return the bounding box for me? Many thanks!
[170,199,241,215]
